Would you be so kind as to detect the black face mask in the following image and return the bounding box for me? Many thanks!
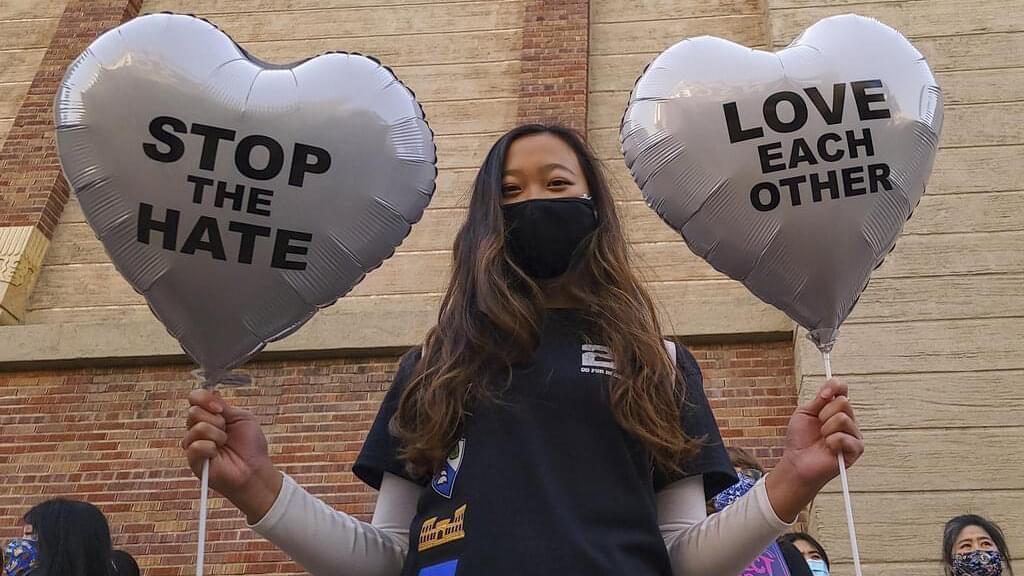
[501,197,598,279]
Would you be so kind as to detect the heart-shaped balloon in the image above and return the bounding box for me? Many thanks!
[621,14,942,352]
[56,13,436,384]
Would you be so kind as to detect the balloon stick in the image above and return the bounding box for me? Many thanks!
[823,351,863,576]
[197,459,210,576]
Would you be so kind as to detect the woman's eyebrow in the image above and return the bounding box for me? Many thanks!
[544,162,576,175]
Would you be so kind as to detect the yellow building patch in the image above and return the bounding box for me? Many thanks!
[418,504,467,552]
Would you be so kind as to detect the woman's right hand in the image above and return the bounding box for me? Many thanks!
[183,389,283,524]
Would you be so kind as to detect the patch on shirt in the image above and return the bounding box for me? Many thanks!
[418,504,467,552]
[432,438,465,499]
[581,344,615,375]
[418,559,459,576]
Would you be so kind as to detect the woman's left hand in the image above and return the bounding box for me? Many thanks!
[766,378,864,522]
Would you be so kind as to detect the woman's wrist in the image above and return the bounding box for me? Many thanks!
[764,457,826,524]
[229,464,284,525]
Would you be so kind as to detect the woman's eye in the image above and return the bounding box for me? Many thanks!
[549,179,571,187]
[502,185,520,195]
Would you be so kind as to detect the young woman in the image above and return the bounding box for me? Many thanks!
[183,124,864,576]
[779,532,831,576]
[942,515,1014,576]
[18,499,113,576]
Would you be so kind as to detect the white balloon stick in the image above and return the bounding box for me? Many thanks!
[197,459,211,576]
[823,351,863,576]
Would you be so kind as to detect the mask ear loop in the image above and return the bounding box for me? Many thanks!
[579,194,598,222]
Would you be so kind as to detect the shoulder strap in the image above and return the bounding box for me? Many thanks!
[663,339,677,366]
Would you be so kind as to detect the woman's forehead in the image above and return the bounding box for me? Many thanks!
[504,133,581,173]
[793,539,815,550]
[957,525,992,541]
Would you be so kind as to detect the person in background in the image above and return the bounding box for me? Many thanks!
[777,540,813,576]
[719,446,811,576]
[3,535,38,576]
[943,515,1014,576]
[726,446,764,478]
[779,532,830,576]
[20,499,113,576]
[111,550,140,576]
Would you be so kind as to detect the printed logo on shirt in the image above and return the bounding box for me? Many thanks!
[418,559,459,576]
[418,504,467,552]
[431,438,465,499]
[581,344,615,376]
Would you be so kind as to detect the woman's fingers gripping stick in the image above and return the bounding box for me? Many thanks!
[817,395,856,428]
[820,411,861,440]
[187,404,226,431]
[826,433,864,465]
[799,378,849,417]
[188,388,224,414]
[186,440,218,475]
[183,421,228,451]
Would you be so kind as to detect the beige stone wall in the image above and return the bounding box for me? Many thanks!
[775,2,1024,574]
[21,0,525,350]
[0,0,68,146]
[590,1,1024,574]
[587,0,787,339]
[17,0,789,363]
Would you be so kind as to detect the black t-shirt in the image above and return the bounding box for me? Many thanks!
[354,309,736,576]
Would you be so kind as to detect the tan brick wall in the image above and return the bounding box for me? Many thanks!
[0,1,141,325]
[0,341,795,575]
[0,1,142,237]
[586,0,788,344]
[12,0,789,350]
[772,2,1024,574]
[0,0,68,148]
[15,0,541,347]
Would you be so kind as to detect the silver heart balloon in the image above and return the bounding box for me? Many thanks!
[56,13,436,384]
[621,14,942,352]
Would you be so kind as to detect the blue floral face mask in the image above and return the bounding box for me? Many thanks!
[806,558,830,576]
[712,471,759,511]
[3,538,38,576]
[954,550,1003,576]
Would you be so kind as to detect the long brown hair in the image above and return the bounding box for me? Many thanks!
[391,124,700,477]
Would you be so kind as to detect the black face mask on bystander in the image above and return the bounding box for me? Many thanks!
[501,197,597,279]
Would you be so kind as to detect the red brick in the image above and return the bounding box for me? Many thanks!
[517,0,589,133]
[685,340,797,471]
[1,340,795,573]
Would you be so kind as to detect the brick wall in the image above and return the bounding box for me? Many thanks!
[0,340,794,575]
[517,0,589,132]
[0,356,395,576]
[692,340,797,470]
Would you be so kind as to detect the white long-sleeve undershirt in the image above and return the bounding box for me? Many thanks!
[247,471,793,576]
